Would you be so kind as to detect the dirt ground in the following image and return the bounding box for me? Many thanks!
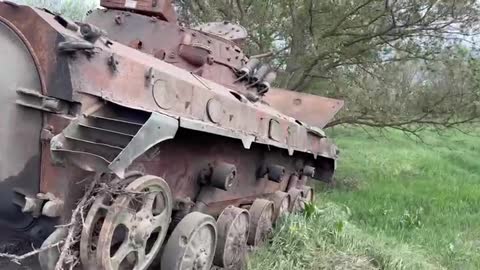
[0,234,40,270]
[0,258,37,270]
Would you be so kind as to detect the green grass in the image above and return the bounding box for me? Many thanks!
[250,127,480,270]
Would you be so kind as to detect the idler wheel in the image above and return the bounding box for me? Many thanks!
[211,162,237,191]
[269,191,291,223]
[91,175,173,270]
[288,188,306,213]
[214,206,250,269]
[247,199,274,246]
[161,212,217,270]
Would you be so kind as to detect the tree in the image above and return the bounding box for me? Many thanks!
[12,0,99,21]
[175,0,480,132]
[326,48,480,132]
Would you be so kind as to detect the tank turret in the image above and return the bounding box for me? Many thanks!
[87,0,283,102]
[89,1,344,122]
[100,0,177,22]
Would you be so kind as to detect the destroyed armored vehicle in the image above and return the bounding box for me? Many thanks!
[0,0,343,269]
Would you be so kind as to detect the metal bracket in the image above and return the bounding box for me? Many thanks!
[21,196,43,218]
[16,88,69,113]
[109,113,179,178]
[51,111,178,177]
[37,193,64,218]
[58,39,95,53]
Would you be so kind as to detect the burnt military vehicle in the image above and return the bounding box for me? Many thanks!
[0,0,343,269]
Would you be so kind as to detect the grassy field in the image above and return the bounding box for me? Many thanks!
[250,127,480,270]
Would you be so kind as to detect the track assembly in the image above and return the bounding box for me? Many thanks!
[161,212,218,270]
[81,175,173,270]
[247,199,274,246]
[214,206,250,269]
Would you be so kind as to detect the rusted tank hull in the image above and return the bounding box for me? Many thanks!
[265,88,344,129]
[0,0,336,228]
[130,128,334,208]
[0,2,342,269]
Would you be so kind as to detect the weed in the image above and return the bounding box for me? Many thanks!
[399,207,424,230]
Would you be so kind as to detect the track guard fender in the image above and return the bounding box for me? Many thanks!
[51,112,179,179]
[108,113,179,178]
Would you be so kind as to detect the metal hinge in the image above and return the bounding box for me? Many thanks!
[16,88,69,114]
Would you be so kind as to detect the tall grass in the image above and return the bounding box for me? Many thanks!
[12,0,99,21]
[251,127,480,269]
[250,202,442,270]
[328,128,480,269]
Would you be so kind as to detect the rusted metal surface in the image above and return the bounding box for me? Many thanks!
[101,0,177,22]
[195,21,248,44]
[85,9,248,92]
[0,1,343,268]
[79,172,142,269]
[91,175,172,269]
[247,199,273,246]
[269,191,290,223]
[265,88,345,129]
[302,186,314,204]
[134,128,317,207]
[2,3,337,161]
[288,188,305,213]
[67,42,338,159]
[214,206,249,269]
[161,212,217,270]
[0,6,75,100]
